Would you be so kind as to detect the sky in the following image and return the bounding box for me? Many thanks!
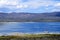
[0,0,60,13]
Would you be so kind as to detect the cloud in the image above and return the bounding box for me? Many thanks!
[54,3,60,7]
[50,2,60,12]
[0,0,60,12]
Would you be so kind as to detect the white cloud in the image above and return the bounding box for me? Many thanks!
[0,0,54,9]
[54,3,60,7]
[22,1,54,9]
[50,8,60,12]
[16,4,28,8]
[50,2,60,12]
[0,0,60,12]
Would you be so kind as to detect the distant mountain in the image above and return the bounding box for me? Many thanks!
[0,12,60,22]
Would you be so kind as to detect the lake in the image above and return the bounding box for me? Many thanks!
[0,22,60,34]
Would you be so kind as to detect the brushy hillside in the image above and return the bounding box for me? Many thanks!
[0,12,60,22]
[0,34,60,40]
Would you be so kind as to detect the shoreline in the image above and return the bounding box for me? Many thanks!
[0,32,60,36]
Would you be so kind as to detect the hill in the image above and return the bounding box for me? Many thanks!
[0,12,60,22]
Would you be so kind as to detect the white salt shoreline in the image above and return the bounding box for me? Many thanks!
[0,32,60,36]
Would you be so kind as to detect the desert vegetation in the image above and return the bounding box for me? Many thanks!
[0,34,60,40]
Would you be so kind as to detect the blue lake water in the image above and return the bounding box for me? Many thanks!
[0,22,60,33]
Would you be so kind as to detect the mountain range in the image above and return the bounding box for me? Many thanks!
[0,12,60,22]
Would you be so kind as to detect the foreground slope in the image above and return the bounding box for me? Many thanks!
[0,34,60,40]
